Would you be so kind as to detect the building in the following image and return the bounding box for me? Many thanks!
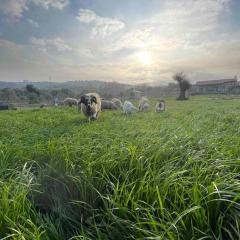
[193,76,238,94]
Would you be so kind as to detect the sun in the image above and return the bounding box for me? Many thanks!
[138,50,152,65]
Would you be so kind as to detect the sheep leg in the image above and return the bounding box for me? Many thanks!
[95,111,100,119]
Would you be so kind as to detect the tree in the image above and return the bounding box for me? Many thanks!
[26,84,40,95]
[0,88,17,101]
[25,84,40,103]
[173,72,191,100]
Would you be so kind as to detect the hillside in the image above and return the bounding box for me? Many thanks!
[0,80,132,90]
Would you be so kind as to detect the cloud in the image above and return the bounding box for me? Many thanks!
[101,28,155,53]
[0,38,23,50]
[0,0,69,22]
[0,0,28,22]
[97,0,232,64]
[76,9,125,38]
[28,19,39,27]
[156,0,231,33]
[0,0,238,84]
[76,9,97,23]
[30,0,69,10]
[30,37,72,52]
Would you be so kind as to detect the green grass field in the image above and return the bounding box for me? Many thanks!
[0,96,240,240]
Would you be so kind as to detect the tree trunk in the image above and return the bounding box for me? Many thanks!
[177,89,187,100]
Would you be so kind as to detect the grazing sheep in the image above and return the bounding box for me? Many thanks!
[101,100,118,110]
[123,101,138,114]
[63,98,78,107]
[78,93,101,121]
[40,104,48,108]
[141,102,150,111]
[155,100,166,112]
[112,98,123,109]
[139,96,150,111]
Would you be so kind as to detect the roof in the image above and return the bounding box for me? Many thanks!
[196,78,237,86]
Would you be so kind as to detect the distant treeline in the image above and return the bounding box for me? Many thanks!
[0,85,74,104]
[0,82,179,104]
[137,83,179,98]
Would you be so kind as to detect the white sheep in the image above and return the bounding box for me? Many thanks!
[123,101,138,114]
[141,102,150,111]
[63,98,78,107]
[111,98,123,109]
[78,93,101,121]
[139,96,150,111]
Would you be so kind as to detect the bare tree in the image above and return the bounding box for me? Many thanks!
[173,72,191,100]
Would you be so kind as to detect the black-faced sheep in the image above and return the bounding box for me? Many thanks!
[78,93,101,121]
[155,100,166,112]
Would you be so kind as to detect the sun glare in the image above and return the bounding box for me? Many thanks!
[138,51,152,65]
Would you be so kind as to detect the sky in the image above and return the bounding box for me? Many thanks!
[0,0,240,84]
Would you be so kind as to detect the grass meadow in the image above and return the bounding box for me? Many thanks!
[0,96,240,239]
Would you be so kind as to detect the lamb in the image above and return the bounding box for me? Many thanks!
[111,98,123,109]
[139,96,150,111]
[63,98,78,107]
[123,101,138,114]
[155,99,166,112]
[78,93,101,121]
[101,100,118,110]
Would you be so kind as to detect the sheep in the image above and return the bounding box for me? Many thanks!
[101,100,118,110]
[40,104,48,108]
[111,98,123,109]
[63,98,78,107]
[123,101,138,114]
[78,93,101,121]
[139,96,150,111]
[141,102,150,111]
[155,99,166,112]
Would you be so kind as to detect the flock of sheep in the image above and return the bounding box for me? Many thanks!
[62,93,166,121]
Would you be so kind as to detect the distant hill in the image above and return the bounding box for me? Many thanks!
[0,80,178,104]
[0,80,133,90]
[0,80,135,104]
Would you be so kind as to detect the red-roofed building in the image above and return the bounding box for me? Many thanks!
[193,76,238,94]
